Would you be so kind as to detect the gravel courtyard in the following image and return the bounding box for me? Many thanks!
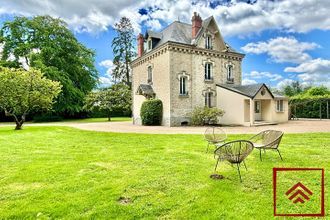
[65,120,330,134]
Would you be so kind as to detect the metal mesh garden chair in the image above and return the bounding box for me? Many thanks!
[204,127,227,153]
[249,130,284,161]
[214,140,254,182]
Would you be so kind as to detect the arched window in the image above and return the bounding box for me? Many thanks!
[204,63,212,80]
[205,35,212,49]
[147,66,152,83]
[227,65,234,82]
[179,76,187,95]
[205,92,213,107]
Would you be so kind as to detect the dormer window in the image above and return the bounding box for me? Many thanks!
[148,40,152,50]
[204,63,212,80]
[147,66,152,83]
[227,65,234,83]
[205,35,212,49]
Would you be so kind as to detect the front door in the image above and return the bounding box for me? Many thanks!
[254,100,262,121]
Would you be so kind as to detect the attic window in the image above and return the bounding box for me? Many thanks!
[148,40,152,50]
[227,65,234,83]
[205,35,212,49]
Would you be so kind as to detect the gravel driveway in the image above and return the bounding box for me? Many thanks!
[66,120,330,134]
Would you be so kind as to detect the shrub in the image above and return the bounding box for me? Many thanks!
[140,99,163,125]
[190,107,225,126]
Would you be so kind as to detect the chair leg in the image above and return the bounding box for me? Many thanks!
[259,149,262,161]
[276,149,283,161]
[214,158,220,171]
[206,142,209,153]
[236,163,242,182]
[242,160,247,171]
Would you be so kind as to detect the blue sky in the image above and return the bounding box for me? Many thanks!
[0,0,330,89]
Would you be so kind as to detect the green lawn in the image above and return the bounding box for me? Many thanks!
[0,117,132,126]
[0,126,328,219]
[62,117,132,123]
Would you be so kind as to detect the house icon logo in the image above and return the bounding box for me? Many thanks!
[285,182,313,204]
[273,168,325,217]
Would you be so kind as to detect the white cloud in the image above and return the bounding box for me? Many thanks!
[146,19,162,31]
[245,70,283,82]
[276,79,295,89]
[99,59,114,76]
[284,58,330,87]
[242,78,257,85]
[242,37,319,64]
[1,0,330,36]
[98,76,112,88]
[98,59,115,87]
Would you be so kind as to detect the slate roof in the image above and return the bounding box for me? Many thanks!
[136,84,155,96]
[145,17,236,52]
[151,21,192,48]
[216,83,274,99]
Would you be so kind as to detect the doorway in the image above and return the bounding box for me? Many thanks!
[254,100,262,121]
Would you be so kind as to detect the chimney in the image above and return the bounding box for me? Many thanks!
[191,12,202,39]
[137,33,144,57]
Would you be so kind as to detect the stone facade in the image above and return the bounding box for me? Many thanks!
[131,15,244,126]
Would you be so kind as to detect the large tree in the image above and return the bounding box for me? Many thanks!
[283,81,304,97]
[0,16,98,116]
[84,83,131,121]
[111,17,136,88]
[0,67,61,130]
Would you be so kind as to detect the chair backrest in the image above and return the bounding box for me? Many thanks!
[204,127,227,143]
[261,130,283,146]
[214,140,254,163]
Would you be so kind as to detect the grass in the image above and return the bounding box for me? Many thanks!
[61,117,132,123]
[0,117,132,126]
[0,126,329,219]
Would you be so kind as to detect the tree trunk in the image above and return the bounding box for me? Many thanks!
[14,115,25,130]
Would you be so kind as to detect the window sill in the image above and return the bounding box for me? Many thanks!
[276,110,285,113]
[204,79,214,83]
[226,80,234,84]
[179,94,189,98]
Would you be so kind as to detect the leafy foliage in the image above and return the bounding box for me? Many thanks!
[84,83,131,121]
[111,17,136,88]
[289,86,330,119]
[0,16,98,116]
[0,67,61,129]
[140,99,163,125]
[282,81,304,97]
[190,107,225,126]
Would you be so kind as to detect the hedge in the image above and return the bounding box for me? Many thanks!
[290,98,330,119]
[140,99,163,125]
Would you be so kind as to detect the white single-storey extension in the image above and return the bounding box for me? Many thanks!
[217,83,289,126]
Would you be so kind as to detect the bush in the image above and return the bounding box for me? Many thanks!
[190,107,225,126]
[33,114,63,122]
[140,99,163,125]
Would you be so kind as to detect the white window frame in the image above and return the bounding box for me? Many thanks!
[227,65,233,81]
[147,66,152,83]
[205,92,213,107]
[205,35,212,49]
[204,63,212,80]
[276,100,284,112]
[148,39,152,50]
[179,76,187,95]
